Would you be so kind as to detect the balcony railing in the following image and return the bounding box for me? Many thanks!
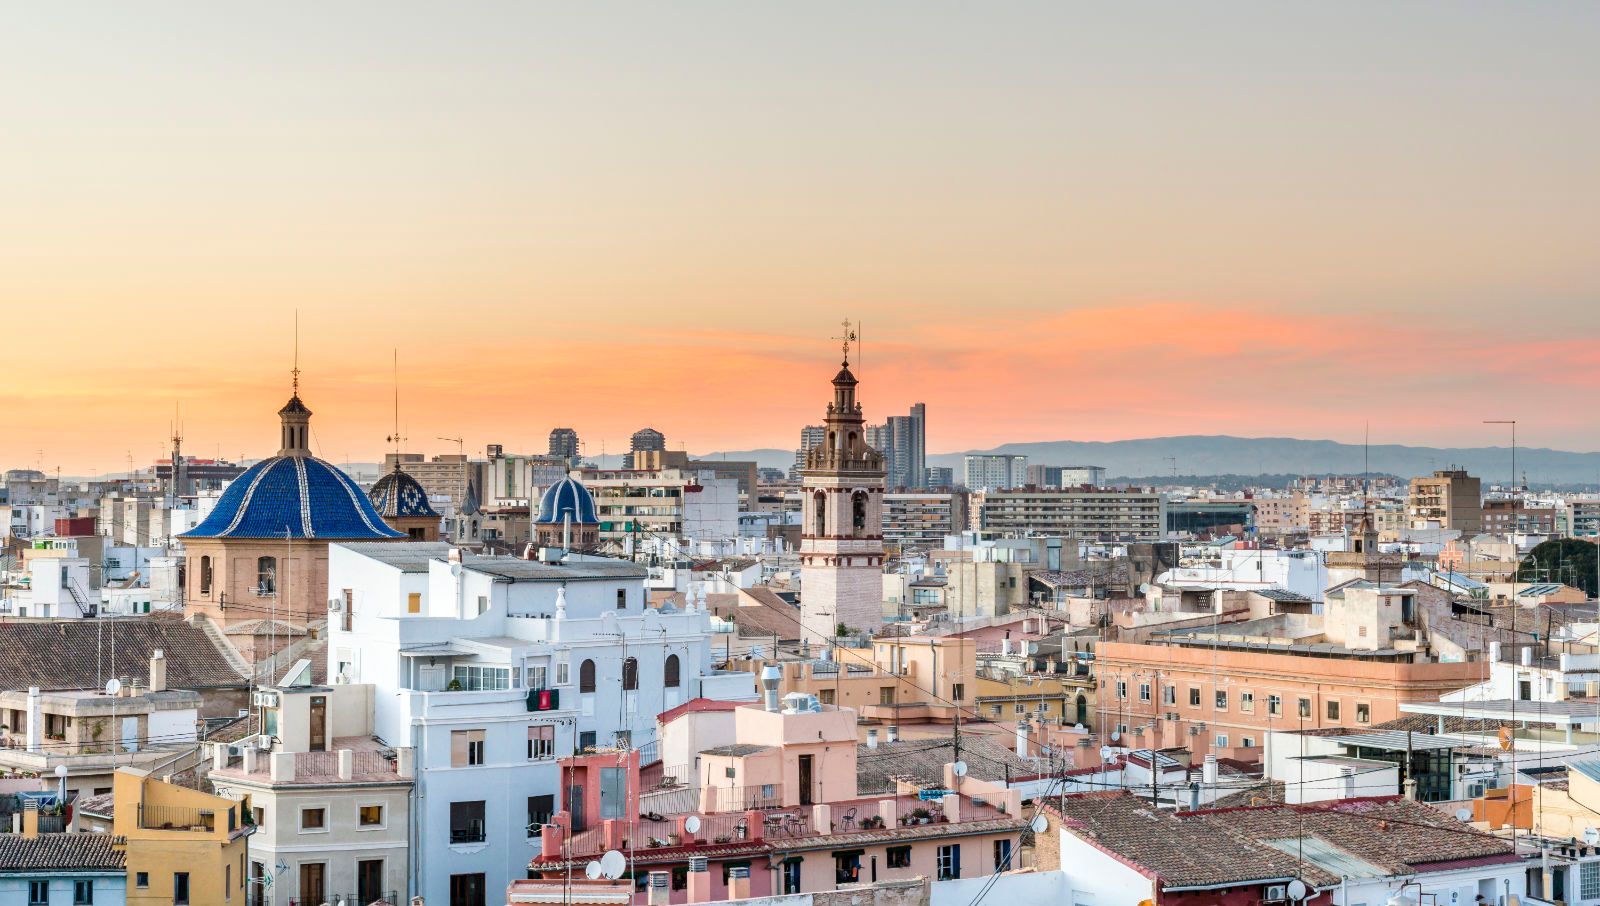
[290,892,397,906]
[709,783,784,811]
[138,803,234,833]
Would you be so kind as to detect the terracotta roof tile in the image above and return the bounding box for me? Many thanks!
[0,833,126,871]
[0,617,246,692]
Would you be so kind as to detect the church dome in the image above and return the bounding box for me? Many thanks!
[183,455,404,540]
[181,392,403,541]
[536,476,598,525]
[369,467,440,519]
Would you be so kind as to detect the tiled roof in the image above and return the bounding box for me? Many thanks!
[0,617,246,692]
[857,736,1040,794]
[700,744,771,757]
[657,697,743,727]
[535,477,598,525]
[0,833,126,871]
[705,588,802,641]
[1209,780,1285,809]
[1253,587,1314,603]
[182,454,403,540]
[74,793,116,818]
[1053,792,1515,890]
[369,467,440,518]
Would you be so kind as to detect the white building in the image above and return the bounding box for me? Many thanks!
[962,455,1027,491]
[326,541,754,906]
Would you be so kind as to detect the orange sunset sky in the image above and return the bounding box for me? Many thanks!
[6,4,1600,474]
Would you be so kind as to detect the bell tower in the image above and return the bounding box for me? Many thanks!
[799,322,886,641]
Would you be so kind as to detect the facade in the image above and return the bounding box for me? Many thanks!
[626,429,667,469]
[326,541,754,906]
[880,493,965,553]
[113,768,252,906]
[207,682,411,906]
[961,456,1026,492]
[1406,468,1482,532]
[1024,465,1106,489]
[792,426,826,480]
[798,353,887,641]
[0,825,125,906]
[481,447,570,508]
[974,488,1165,541]
[548,428,581,468]
[1483,497,1557,535]
[885,404,926,491]
[923,467,953,490]
[582,469,740,544]
[181,391,404,629]
[383,452,483,512]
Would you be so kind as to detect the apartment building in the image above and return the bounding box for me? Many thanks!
[962,455,1027,492]
[113,768,253,906]
[1407,469,1482,532]
[881,493,966,552]
[580,469,739,543]
[1024,465,1105,489]
[974,488,1165,541]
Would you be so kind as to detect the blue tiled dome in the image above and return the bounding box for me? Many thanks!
[369,467,440,519]
[182,455,404,540]
[535,476,598,525]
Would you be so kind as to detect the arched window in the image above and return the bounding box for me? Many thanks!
[579,659,596,693]
[852,491,868,535]
[812,492,827,537]
[199,556,212,596]
[622,657,639,691]
[1076,695,1088,726]
[664,654,681,689]
[256,557,276,595]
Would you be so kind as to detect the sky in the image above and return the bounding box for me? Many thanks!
[4,3,1599,474]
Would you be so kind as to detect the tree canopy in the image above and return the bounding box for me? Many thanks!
[1515,538,1598,597]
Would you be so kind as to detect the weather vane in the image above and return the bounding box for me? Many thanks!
[836,318,856,365]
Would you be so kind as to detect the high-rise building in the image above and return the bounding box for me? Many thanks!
[798,350,886,640]
[1026,464,1107,489]
[1406,468,1482,533]
[975,487,1165,541]
[547,427,581,467]
[792,425,826,478]
[625,427,666,469]
[925,466,954,489]
[963,454,1028,491]
[886,402,927,489]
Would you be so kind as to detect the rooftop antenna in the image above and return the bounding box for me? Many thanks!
[291,308,301,396]
[437,436,464,455]
[834,318,856,366]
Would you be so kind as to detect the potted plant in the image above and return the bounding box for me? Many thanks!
[714,834,732,844]
[910,807,932,825]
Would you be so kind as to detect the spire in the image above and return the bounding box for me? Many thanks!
[278,319,312,456]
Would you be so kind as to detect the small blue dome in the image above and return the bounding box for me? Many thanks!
[369,468,440,519]
[182,455,404,540]
[536,476,598,525]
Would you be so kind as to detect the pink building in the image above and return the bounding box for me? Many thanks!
[533,696,1026,903]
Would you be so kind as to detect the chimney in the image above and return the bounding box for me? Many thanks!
[211,742,228,771]
[25,687,40,754]
[726,865,751,900]
[760,666,782,712]
[686,856,712,904]
[1188,781,1200,811]
[866,729,879,749]
[397,746,416,778]
[338,749,353,781]
[149,649,167,693]
[1202,754,1218,786]
[1521,646,1533,667]
[21,800,38,839]
[886,725,899,743]
[242,746,258,774]
[646,871,671,906]
[1341,766,1356,799]
[1489,640,1502,663]
[1015,720,1030,758]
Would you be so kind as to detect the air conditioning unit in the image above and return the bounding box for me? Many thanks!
[328,598,343,612]
[1264,884,1287,902]
[256,735,274,751]
[252,691,279,709]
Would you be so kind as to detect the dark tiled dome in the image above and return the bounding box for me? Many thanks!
[369,467,440,518]
[181,455,403,540]
[536,476,598,525]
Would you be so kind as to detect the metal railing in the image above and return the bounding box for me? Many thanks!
[291,891,397,906]
[709,783,783,812]
[642,763,693,791]
[138,803,233,832]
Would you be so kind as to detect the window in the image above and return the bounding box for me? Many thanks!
[301,807,326,830]
[1268,694,1282,716]
[407,592,421,614]
[1115,680,1127,699]
[556,656,570,686]
[528,794,555,836]
[834,851,862,885]
[28,881,46,906]
[852,491,868,534]
[1014,702,1026,715]
[359,805,384,827]
[578,730,596,751]
[450,801,487,844]
[1215,690,1228,710]
[994,839,1013,869]
[1139,683,1151,702]
[989,704,1000,717]
[528,725,555,760]
[1162,685,1176,705]
[579,660,596,693]
[1242,737,1255,748]
[526,665,548,691]
[819,689,836,705]
[952,683,965,701]
[136,872,149,888]
[449,873,487,906]
[252,807,264,829]
[665,654,681,688]
[1215,734,1229,748]
[256,557,276,595]
[475,594,489,615]
[1240,691,1254,713]
[616,589,628,610]
[1188,687,1201,706]
[199,555,212,595]
[887,846,912,868]
[1356,702,1371,724]
[880,687,896,706]
[937,844,962,880]
[1327,700,1340,721]
[452,729,486,767]
[451,666,510,691]
[224,864,231,901]
[622,658,639,691]
[174,872,191,906]
[1298,697,1312,719]
[782,859,803,894]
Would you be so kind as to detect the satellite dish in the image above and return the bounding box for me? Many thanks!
[104,679,121,697]
[599,850,626,880]
[449,563,462,578]
[952,761,968,777]
[685,816,701,834]
[584,862,602,880]
[1029,814,1048,834]
[1110,730,1121,742]
[1455,808,1474,822]
[1286,879,1308,901]
[1099,746,1113,761]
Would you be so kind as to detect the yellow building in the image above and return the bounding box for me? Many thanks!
[112,767,253,906]
[973,672,1090,728]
